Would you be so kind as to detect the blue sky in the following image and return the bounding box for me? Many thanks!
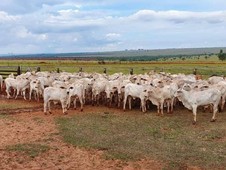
[0,0,226,54]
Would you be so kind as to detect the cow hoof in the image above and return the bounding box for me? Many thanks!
[81,109,83,112]
[44,112,47,115]
[192,121,196,125]
[210,119,216,122]
[64,112,68,115]
[49,111,52,114]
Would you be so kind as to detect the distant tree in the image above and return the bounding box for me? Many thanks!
[218,49,226,61]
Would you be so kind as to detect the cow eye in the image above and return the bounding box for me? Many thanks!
[70,87,73,89]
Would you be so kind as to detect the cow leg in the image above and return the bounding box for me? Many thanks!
[170,98,174,113]
[29,89,33,101]
[91,93,95,106]
[67,96,71,109]
[6,87,11,99]
[79,97,84,111]
[73,98,77,110]
[48,101,52,114]
[211,104,218,122]
[123,94,128,111]
[13,88,17,97]
[167,100,170,113]
[44,100,48,114]
[15,88,19,99]
[36,90,40,102]
[129,97,132,110]
[192,105,197,124]
[221,96,225,111]
[157,104,160,115]
[22,90,26,100]
[160,102,164,116]
[96,94,100,106]
[141,99,146,112]
[61,100,68,114]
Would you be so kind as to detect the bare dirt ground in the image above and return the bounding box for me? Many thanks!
[0,98,165,170]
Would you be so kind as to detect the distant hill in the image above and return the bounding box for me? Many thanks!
[1,47,226,61]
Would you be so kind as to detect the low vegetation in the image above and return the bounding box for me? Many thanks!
[56,108,226,169]
[6,143,50,158]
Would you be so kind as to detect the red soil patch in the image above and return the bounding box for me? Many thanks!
[0,106,164,170]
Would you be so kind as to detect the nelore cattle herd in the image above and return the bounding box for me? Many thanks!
[0,71,226,124]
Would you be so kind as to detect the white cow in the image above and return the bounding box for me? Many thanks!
[208,76,224,85]
[123,83,148,112]
[5,77,30,100]
[147,82,178,115]
[92,78,108,106]
[29,79,42,101]
[175,84,221,124]
[43,86,69,114]
[105,79,122,107]
[66,83,84,111]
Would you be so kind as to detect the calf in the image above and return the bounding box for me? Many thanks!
[123,83,148,112]
[43,86,69,114]
[147,82,178,115]
[29,79,42,101]
[66,83,84,111]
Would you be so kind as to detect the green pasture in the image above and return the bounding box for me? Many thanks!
[56,107,226,169]
[0,57,226,78]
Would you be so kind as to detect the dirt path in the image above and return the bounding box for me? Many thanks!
[0,109,163,170]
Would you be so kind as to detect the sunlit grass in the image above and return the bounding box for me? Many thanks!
[0,56,226,77]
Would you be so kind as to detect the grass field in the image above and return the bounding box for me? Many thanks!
[56,107,226,169]
[0,55,226,78]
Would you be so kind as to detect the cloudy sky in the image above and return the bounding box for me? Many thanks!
[0,0,226,54]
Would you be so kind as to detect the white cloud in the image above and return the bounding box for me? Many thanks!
[1,1,226,54]
[0,11,20,23]
[129,10,226,24]
[105,33,121,40]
